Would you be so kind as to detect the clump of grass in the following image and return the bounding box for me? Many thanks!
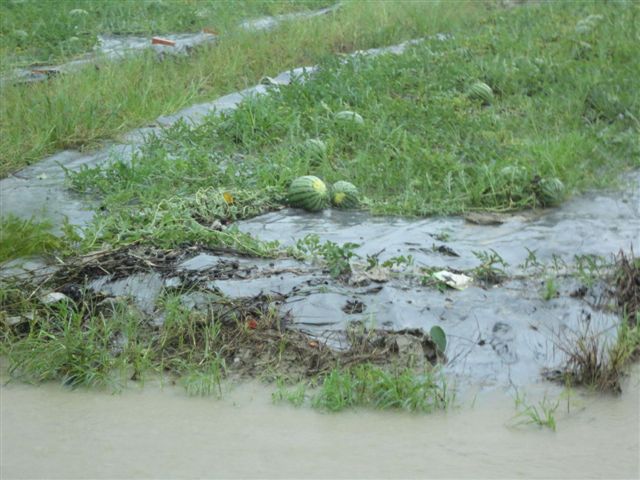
[272,377,308,407]
[310,364,452,413]
[510,390,559,432]
[180,358,227,397]
[0,215,63,263]
[5,299,124,389]
[613,250,640,325]
[552,312,640,393]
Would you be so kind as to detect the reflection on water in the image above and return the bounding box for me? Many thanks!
[2,369,638,479]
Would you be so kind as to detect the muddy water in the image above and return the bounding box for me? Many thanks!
[1,368,639,479]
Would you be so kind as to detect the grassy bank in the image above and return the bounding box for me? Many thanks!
[0,1,487,176]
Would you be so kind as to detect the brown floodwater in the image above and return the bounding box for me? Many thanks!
[1,368,638,479]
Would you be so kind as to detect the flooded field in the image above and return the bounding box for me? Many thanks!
[1,367,638,479]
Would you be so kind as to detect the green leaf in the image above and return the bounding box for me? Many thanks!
[430,325,447,353]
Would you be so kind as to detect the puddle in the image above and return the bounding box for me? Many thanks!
[1,367,638,479]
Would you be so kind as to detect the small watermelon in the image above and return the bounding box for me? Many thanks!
[499,165,528,182]
[537,177,565,206]
[288,176,329,212]
[468,82,494,104]
[302,138,327,160]
[335,110,364,125]
[331,181,359,209]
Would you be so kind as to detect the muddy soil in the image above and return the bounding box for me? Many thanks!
[3,173,638,387]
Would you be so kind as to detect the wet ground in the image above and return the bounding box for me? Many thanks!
[1,35,639,390]
[1,366,638,479]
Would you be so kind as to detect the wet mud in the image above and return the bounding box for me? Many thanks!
[3,174,638,387]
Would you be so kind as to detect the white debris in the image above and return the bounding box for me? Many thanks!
[433,271,472,290]
[40,292,70,304]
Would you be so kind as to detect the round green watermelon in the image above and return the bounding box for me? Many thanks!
[331,181,359,209]
[335,110,364,125]
[302,138,327,159]
[468,82,494,104]
[538,177,565,206]
[288,176,329,212]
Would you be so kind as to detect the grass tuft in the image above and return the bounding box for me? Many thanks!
[0,215,63,263]
[311,364,452,413]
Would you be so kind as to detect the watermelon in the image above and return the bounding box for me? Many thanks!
[302,138,327,160]
[288,176,329,212]
[468,82,494,104]
[499,165,527,182]
[335,110,364,125]
[537,177,565,206]
[331,181,359,209]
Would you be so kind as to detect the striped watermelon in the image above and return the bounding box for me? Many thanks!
[331,181,359,209]
[288,176,329,212]
[538,177,565,206]
[335,110,364,125]
[468,82,494,104]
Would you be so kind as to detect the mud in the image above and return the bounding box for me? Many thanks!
[1,367,639,479]
[3,172,637,387]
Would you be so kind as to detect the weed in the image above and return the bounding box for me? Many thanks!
[542,277,559,301]
[381,255,414,269]
[180,358,226,397]
[0,1,327,72]
[294,235,359,278]
[272,378,308,407]
[520,248,542,272]
[0,215,63,263]
[551,312,640,392]
[511,390,559,432]
[311,364,452,413]
[613,250,640,323]
[472,249,508,285]
[574,254,609,289]
[6,300,124,390]
[2,0,491,176]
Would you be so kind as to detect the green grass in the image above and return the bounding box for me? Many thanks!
[0,215,64,263]
[1,287,453,412]
[0,0,329,72]
[0,1,488,177]
[510,390,559,431]
[2,290,229,392]
[271,364,453,413]
[311,364,452,413]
